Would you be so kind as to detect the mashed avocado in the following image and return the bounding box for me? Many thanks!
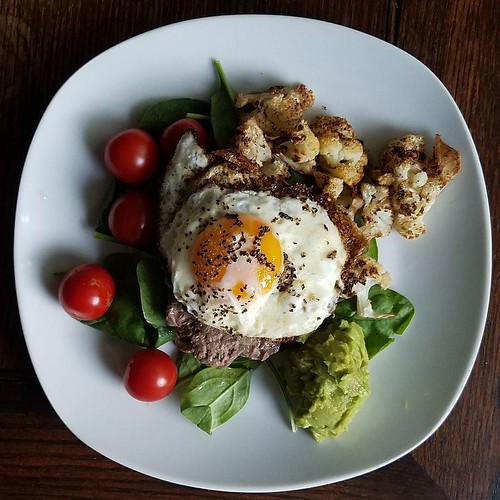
[284,320,370,442]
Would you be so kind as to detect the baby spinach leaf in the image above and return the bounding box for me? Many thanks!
[286,168,315,186]
[176,353,260,433]
[210,60,238,148]
[364,238,378,260]
[140,98,210,137]
[175,353,260,387]
[185,112,211,121]
[82,287,155,347]
[176,352,205,383]
[155,326,176,348]
[83,315,119,338]
[137,257,174,345]
[93,291,155,346]
[266,356,297,432]
[229,357,261,370]
[136,257,165,323]
[334,285,415,358]
[81,253,172,348]
[180,367,251,434]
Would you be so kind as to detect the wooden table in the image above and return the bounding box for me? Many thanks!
[1,1,497,498]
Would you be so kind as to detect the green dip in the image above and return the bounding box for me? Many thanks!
[284,320,370,442]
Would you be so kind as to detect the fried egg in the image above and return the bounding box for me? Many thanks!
[161,185,347,339]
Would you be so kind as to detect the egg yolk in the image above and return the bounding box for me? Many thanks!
[191,214,283,300]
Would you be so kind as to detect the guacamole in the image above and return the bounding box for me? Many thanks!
[284,320,370,442]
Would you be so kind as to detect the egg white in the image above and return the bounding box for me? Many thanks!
[161,185,347,339]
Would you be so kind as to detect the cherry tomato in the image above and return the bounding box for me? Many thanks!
[108,190,156,248]
[160,118,209,161]
[58,264,115,321]
[124,349,178,402]
[104,128,159,184]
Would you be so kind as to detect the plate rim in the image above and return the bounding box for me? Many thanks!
[13,14,493,493]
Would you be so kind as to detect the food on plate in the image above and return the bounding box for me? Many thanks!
[160,117,209,161]
[60,61,461,439]
[104,128,159,184]
[58,263,115,321]
[162,184,348,339]
[159,136,371,367]
[177,353,259,434]
[368,133,461,239]
[123,348,178,402]
[283,320,370,442]
[108,189,156,249]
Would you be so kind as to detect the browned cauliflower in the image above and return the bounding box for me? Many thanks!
[275,119,319,174]
[371,134,427,187]
[423,134,462,189]
[231,85,461,242]
[313,169,345,199]
[340,255,391,318]
[233,84,319,174]
[371,134,461,239]
[230,116,272,166]
[261,157,290,179]
[234,84,315,135]
[310,116,368,189]
[358,183,394,239]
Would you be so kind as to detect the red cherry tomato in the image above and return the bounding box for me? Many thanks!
[108,190,156,248]
[104,128,159,184]
[160,118,209,161]
[58,264,115,321]
[124,349,178,402]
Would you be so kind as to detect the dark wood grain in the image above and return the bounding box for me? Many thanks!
[1,0,497,498]
[0,371,448,499]
[395,2,499,499]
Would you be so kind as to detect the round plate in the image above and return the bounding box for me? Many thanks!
[14,15,491,493]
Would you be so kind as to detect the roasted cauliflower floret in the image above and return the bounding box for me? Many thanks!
[230,116,272,166]
[310,116,368,188]
[424,134,461,188]
[340,255,391,318]
[276,119,320,174]
[235,84,315,135]
[371,134,427,187]
[313,169,345,199]
[234,85,319,174]
[376,134,461,239]
[358,183,394,239]
[261,157,291,179]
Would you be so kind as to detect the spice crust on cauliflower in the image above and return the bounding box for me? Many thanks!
[231,83,461,243]
[369,134,461,239]
[310,115,368,189]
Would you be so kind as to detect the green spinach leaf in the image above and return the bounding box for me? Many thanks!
[85,290,155,346]
[176,353,259,433]
[286,168,315,186]
[266,356,297,432]
[140,98,210,137]
[180,367,251,434]
[210,60,238,148]
[176,351,205,383]
[229,357,261,370]
[364,237,378,260]
[333,285,415,358]
[176,353,260,385]
[103,252,142,286]
[81,253,172,348]
[136,257,166,326]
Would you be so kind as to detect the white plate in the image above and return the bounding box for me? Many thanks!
[14,15,491,492]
